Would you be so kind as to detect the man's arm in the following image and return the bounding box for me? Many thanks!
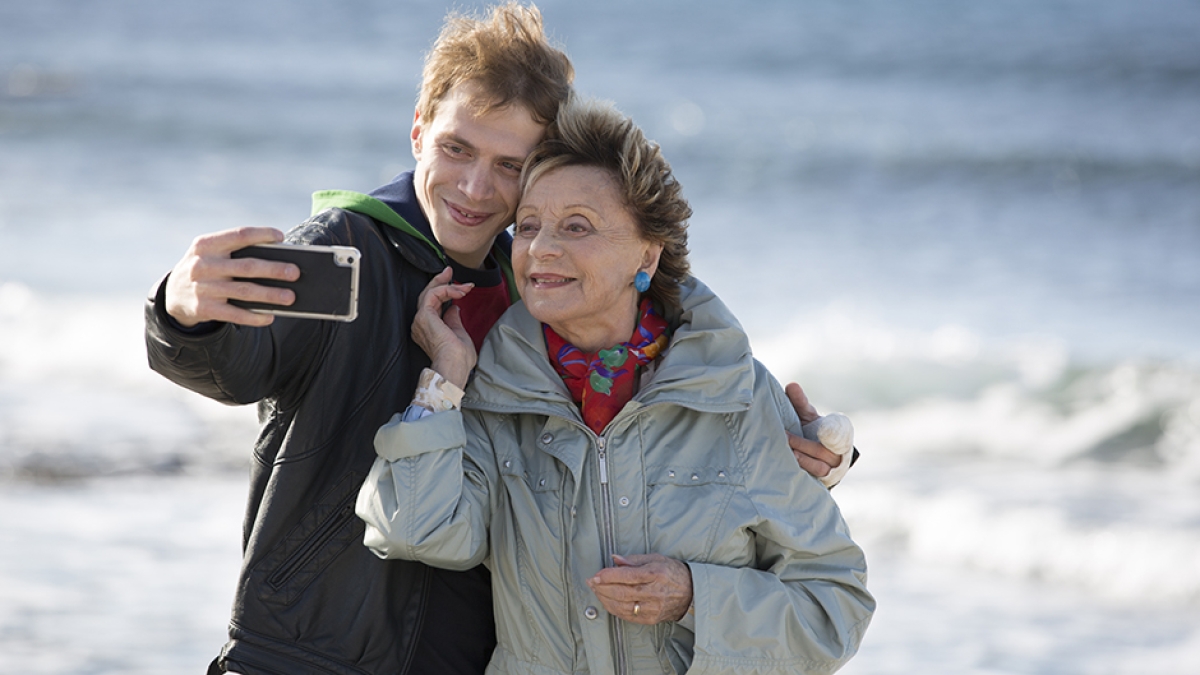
[145,225,323,404]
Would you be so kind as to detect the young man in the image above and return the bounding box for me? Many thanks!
[146,4,850,674]
[149,7,567,674]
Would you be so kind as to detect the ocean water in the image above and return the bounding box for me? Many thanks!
[2,0,1199,673]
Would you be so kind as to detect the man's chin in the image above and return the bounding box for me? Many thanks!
[436,227,504,267]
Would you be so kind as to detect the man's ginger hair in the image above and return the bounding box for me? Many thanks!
[418,2,574,126]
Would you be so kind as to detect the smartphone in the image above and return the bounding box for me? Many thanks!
[229,243,361,322]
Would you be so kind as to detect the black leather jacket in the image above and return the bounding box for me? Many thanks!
[145,207,495,674]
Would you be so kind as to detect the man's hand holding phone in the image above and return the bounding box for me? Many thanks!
[165,227,299,327]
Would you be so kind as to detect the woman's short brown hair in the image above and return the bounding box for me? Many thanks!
[418,3,573,126]
[522,96,692,317]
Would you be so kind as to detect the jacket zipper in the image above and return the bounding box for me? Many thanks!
[267,496,355,590]
[398,565,433,675]
[596,435,628,675]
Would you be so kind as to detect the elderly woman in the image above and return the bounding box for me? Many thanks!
[356,98,874,674]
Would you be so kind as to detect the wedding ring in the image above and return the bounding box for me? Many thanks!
[633,602,640,616]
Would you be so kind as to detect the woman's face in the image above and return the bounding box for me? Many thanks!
[513,165,662,352]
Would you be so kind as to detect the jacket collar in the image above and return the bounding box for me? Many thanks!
[466,276,756,421]
[310,172,517,298]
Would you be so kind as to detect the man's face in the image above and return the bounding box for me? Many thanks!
[411,82,547,269]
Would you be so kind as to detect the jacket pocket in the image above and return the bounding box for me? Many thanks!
[252,471,362,606]
[497,454,567,555]
[645,465,745,564]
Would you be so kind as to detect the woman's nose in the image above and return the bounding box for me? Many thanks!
[527,226,561,259]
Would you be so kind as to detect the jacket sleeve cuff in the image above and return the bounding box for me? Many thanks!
[676,599,697,633]
[686,561,709,632]
[374,408,466,461]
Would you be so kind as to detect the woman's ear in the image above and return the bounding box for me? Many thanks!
[641,242,665,278]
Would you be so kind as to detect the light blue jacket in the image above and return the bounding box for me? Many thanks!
[357,277,874,674]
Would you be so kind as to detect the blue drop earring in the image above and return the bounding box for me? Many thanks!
[634,270,652,293]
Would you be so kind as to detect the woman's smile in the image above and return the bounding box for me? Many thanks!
[528,273,574,289]
[513,165,662,352]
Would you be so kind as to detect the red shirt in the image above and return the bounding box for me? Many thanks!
[452,274,512,353]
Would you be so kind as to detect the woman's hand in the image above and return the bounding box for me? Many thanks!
[587,553,692,625]
[411,267,476,389]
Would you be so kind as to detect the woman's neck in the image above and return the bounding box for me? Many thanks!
[551,303,640,353]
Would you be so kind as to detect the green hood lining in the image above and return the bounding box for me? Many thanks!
[312,190,519,303]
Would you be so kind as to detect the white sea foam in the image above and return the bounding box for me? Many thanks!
[756,314,1200,468]
[0,283,256,479]
[839,472,1200,605]
[754,315,1200,609]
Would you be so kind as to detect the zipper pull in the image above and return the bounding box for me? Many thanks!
[597,436,608,484]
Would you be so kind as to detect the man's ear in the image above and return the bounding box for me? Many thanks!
[410,109,423,161]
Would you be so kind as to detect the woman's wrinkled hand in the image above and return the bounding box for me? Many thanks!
[587,553,693,625]
[411,267,476,389]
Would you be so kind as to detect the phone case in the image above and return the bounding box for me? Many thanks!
[229,244,361,322]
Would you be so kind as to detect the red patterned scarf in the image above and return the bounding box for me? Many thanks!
[544,299,670,434]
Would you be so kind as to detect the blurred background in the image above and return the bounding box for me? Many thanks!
[1,0,1198,672]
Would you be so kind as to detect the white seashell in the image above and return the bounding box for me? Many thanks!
[801,413,853,456]
[800,413,855,488]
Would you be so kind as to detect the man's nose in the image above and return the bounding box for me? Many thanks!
[460,163,493,202]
